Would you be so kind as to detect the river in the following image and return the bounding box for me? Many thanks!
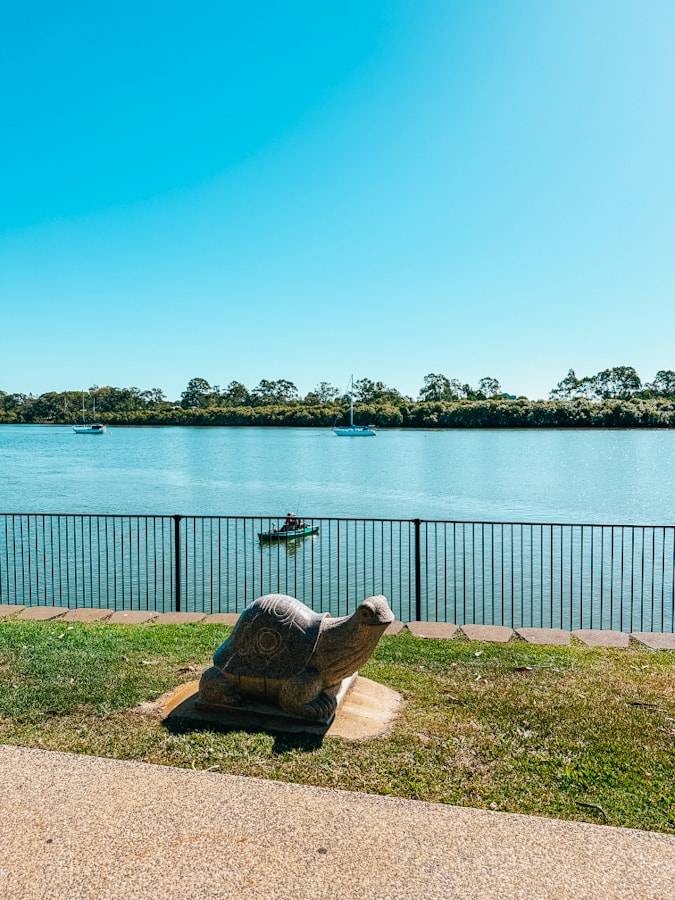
[2,424,675,524]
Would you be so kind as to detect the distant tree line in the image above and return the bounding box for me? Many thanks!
[178,374,508,409]
[1,366,674,427]
[549,367,675,401]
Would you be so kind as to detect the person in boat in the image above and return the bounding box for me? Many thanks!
[281,512,301,532]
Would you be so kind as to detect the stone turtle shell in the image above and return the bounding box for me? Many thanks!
[213,594,328,680]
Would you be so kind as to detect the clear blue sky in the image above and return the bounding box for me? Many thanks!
[2,0,674,402]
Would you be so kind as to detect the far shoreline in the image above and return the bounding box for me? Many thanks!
[2,397,675,430]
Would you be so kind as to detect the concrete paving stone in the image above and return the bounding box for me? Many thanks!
[17,606,69,621]
[1,745,674,900]
[573,629,631,648]
[62,608,113,623]
[0,604,26,618]
[107,610,157,624]
[517,627,571,646]
[461,623,514,643]
[406,621,459,639]
[153,612,206,625]
[384,620,406,635]
[630,632,675,651]
[202,613,240,625]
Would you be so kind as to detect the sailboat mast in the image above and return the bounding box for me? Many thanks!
[350,375,354,427]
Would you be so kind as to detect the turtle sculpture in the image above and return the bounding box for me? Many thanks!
[199,593,394,721]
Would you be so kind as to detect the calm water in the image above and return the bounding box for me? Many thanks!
[2,424,675,524]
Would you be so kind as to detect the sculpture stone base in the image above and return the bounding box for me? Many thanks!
[136,674,402,740]
[195,672,357,733]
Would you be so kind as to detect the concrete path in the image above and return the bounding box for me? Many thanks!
[1,745,673,899]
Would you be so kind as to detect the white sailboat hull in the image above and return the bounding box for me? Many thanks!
[73,424,107,434]
[334,426,375,436]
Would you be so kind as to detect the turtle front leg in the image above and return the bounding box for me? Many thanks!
[279,670,337,721]
[198,666,244,708]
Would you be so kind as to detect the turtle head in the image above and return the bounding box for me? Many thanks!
[356,595,394,627]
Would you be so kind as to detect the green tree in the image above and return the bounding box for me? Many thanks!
[477,376,502,399]
[94,386,146,412]
[646,370,675,398]
[550,369,583,400]
[250,379,299,405]
[419,373,457,402]
[592,366,642,400]
[32,392,65,420]
[353,378,402,404]
[1,392,28,412]
[141,388,166,407]
[304,382,339,405]
[220,380,250,406]
[181,377,212,409]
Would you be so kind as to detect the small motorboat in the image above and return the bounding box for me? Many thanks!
[258,524,319,542]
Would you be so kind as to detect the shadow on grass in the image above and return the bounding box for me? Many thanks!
[162,714,324,753]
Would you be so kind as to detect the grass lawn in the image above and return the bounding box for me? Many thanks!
[0,620,673,833]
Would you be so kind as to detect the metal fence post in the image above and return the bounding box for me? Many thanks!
[414,518,422,621]
[173,515,182,612]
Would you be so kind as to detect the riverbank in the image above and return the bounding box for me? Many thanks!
[3,397,675,428]
[1,613,673,834]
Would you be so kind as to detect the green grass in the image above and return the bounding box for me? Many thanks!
[1,620,673,832]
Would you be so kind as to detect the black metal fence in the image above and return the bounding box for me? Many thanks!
[1,514,674,632]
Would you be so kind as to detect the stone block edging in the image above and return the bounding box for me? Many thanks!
[63,609,113,623]
[18,606,70,621]
[0,604,26,618]
[153,612,206,625]
[406,621,458,639]
[107,611,157,625]
[516,628,571,646]
[461,624,514,643]
[573,629,631,649]
[2,605,674,649]
[630,632,675,651]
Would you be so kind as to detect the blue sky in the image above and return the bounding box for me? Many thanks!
[1,0,674,401]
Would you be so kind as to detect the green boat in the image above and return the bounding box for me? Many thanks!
[258,525,319,542]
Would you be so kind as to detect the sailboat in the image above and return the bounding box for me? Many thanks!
[333,376,376,436]
[73,391,107,434]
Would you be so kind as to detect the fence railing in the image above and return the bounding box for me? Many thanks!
[1,514,674,632]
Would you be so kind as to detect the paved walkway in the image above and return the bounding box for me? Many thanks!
[1,745,674,899]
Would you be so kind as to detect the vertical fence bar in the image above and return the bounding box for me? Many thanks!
[173,515,181,612]
[414,518,421,621]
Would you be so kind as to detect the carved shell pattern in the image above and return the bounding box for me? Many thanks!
[213,594,325,679]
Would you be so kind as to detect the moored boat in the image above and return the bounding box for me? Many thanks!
[334,375,376,436]
[73,391,107,434]
[73,423,107,434]
[334,424,376,436]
